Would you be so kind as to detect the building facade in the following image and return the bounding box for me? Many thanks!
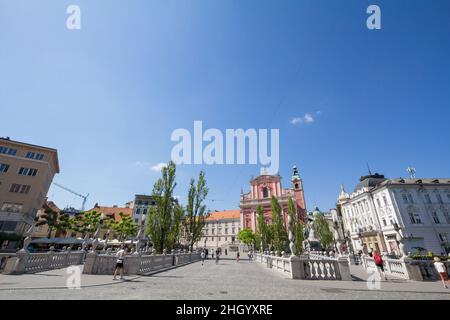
[132,195,156,224]
[239,166,307,233]
[0,137,59,248]
[338,174,450,256]
[199,210,241,251]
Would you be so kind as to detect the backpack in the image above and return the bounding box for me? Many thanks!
[374,255,383,265]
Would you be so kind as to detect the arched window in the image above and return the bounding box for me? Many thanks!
[263,187,269,198]
[295,183,299,189]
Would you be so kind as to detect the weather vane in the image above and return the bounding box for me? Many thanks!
[406,166,416,179]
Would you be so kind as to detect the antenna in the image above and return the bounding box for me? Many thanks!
[366,163,372,175]
[406,166,416,179]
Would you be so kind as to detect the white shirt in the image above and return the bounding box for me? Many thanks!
[116,249,125,259]
[434,261,446,273]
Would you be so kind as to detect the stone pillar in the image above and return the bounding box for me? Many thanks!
[289,256,305,279]
[337,256,352,281]
[401,257,423,281]
[125,255,139,275]
[82,251,98,274]
[3,251,29,275]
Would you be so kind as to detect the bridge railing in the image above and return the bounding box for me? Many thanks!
[361,255,449,281]
[2,249,86,275]
[254,252,352,281]
[83,250,201,275]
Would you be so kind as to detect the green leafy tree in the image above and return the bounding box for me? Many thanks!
[106,212,139,242]
[183,171,209,250]
[71,211,103,237]
[237,228,256,249]
[271,196,288,255]
[146,161,184,253]
[55,213,72,237]
[287,198,304,255]
[313,212,334,249]
[36,208,59,238]
[255,205,272,251]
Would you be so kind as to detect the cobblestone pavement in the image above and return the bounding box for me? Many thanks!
[0,255,449,300]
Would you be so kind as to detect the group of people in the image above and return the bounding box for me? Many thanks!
[362,249,450,289]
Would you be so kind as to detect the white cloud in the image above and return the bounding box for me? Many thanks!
[304,113,314,123]
[151,162,167,172]
[291,113,315,125]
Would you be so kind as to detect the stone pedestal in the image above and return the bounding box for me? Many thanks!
[402,257,423,281]
[337,256,352,281]
[289,256,306,280]
[82,252,98,274]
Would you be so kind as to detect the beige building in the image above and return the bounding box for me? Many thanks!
[198,210,241,251]
[0,137,59,248]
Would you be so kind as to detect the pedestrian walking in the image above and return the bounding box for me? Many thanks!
[113,245,126,281]
[201,250,206,266]
[236,251,240,262]
[434,257,449,289]
[373,250,387,280]
[225,249,228,256]
[215,248,220,265]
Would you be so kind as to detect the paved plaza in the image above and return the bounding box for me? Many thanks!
[0,253,449,300]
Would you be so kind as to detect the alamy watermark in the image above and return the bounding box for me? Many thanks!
[171,121,279,174]
[66,265,82,289]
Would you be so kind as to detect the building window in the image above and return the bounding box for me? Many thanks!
[402,194,408,204]
[439,233,448,243]
[0,147,17,156]
[18,167,38,177]
[25,152,44,160]
[136,208,141,215]
[9,184,31,194]
[232,227,235,234]
[432,211,440,224]
[376,198,381,208]
[225,228,228,234]
[383,196,388,207]
[408,207,421,224]
[0,163,9,173]
[436,194,443,204]
[424,194,432,204]
[0,221,17,231]
[408,194,414,204]
[262,187,269,198]
[142,208,148,215]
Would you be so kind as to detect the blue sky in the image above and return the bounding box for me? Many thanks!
[1,0,450,212]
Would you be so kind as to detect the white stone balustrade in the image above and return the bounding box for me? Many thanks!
[360,255,443,281]
[254,252,352,281]
[2,250,86,275]
[83,251,201,275]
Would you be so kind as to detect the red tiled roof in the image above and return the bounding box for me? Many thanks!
[86,206,133,222]
[206,210,240,221]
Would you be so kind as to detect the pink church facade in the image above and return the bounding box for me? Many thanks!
[239,166,307,232]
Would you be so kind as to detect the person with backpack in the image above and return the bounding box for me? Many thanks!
[373,250,386,280]
[434,257,449,289]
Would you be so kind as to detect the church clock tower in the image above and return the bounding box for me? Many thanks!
[291,165,307,222]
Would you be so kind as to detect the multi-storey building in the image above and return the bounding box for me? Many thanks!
[84,203,134,239]
[240,166,307,233]
[198,210,241,251]
[0,137,59,248]
[338,174,450,256]
[132,195,156,224]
